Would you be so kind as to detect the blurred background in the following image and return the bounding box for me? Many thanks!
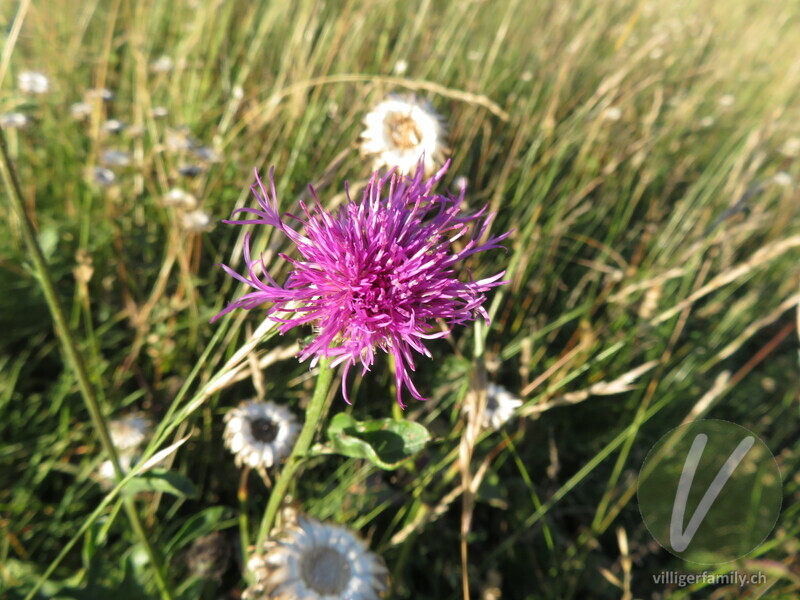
[1,0,799,598]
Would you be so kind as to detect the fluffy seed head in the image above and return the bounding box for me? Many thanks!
[213,161,509,407]
[223,400,299,468]
[162,188,198,209]
[97,453,135,486]
[0,113,30,128]
[18,71,49,94]
[180,209,214,232]
[360,94,447,176]
[109,415,151,451]
[102,119,127,134]
[101,148,132,167]
[96,415,152,486]
[70,102,92,120]
[244,515,388,600]
[150,55,174,74]
[86,88,115,102]
[92,166,117,187]
[466,383,522,430]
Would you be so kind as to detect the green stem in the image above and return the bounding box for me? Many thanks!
[0,129,174,600]
[238,467,251,575]
[257,357,334,545]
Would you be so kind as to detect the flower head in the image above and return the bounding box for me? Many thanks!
[360,94,447,175]
[92,166,117,187]
[96,415,152,486]
[223,400,299,468]
[150,55,174,74]
[102,119,127,135]
[467,383,522,430]
[0,112,30,129]
[162,188,198,209]
[101,148,132,167]
[244,515,388,600]
[180,208,215,232]
[98,453,135,484]
[87,88,115,102]
[109,415,151,451]
[214,162,508,407]
[70,102,92,121]
[18,71,49,94]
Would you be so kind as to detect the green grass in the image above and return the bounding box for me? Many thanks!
[1,0,799,598]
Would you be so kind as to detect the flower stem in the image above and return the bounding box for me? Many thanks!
[257,357,334,545]
[238,467,251,574]
[0,130,174,600]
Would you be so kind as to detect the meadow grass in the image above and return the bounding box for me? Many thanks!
[1,0,799,598]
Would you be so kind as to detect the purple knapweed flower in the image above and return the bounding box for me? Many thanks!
[213,161,509,407]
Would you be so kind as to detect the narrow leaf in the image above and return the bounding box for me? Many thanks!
[120,469,198,499]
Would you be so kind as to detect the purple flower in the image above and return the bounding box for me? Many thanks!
[213,161,509,407]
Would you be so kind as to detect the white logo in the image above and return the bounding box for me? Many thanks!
[638,420,781,564]
[669,433,755,552]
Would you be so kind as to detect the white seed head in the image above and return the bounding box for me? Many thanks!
[244,515,389,600]
[602,106,622,122]
[108,415,151,452]
[165,127,196,152]
[360,94,448,176]
[0,112,30,128]
[92,166,117,187]
[103,119,127,134]
[162,188,198,209]
[97,453,135,486]
[718,94,735,108]
[467,383,523,431]
[86,88,115,102]
[70,102,93,120]
[780,137,800,158]
[773,172,793,188]
[18,71,50,94]
[101,149,132,167]
[150,55,174,74]
[180,209,214,232]
[223,400,298,468]
[699,116,715,129]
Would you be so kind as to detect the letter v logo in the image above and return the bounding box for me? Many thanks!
[638,420,781,563]
[669,433,755,552]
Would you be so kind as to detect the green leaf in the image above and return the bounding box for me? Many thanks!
[119,469,198,499]
[326,413,431,470]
